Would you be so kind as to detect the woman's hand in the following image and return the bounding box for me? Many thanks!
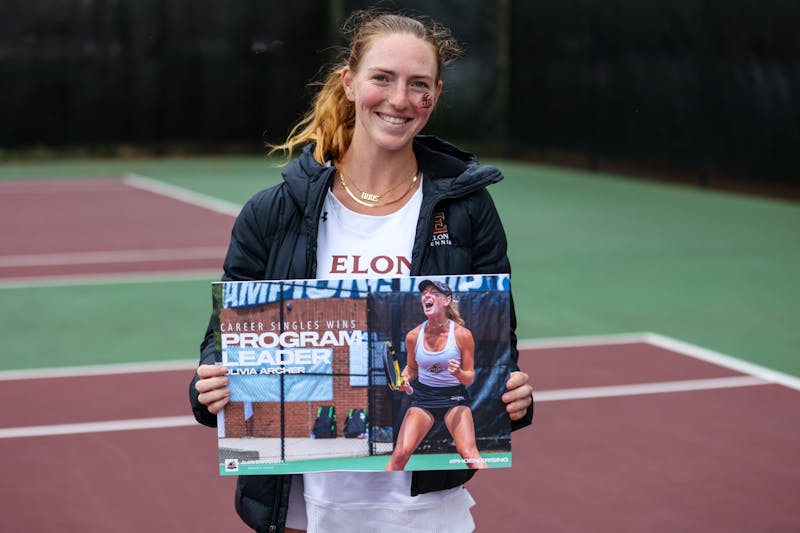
[398,380,414,395]
[447,358,462,375]
[502,370,533,421]
[194,364,231,414]
[400,366,416,395]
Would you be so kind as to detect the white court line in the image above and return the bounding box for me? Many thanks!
[0,269,220,289]
[534,376,767,402]
[0,359,197,381]
[518,333,649,349]
[0,333,795,438]
[123,173,242,216]
[643,332,800,392]
[0,416,198,439]
[3,332,797,388]
[519,332,800,392]
[0,174,233,289]
[0,247,227,267]
[0,376,772,439]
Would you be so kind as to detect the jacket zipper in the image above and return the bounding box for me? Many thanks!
[306,167,337,277]
[268,476,285,532]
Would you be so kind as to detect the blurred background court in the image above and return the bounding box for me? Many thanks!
[1,1,799,531]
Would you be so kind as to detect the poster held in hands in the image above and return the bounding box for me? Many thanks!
[213,273,513,475]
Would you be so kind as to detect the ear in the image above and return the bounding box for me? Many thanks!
[341,67,355,102]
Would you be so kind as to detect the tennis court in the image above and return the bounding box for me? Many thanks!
[1,168,798,532]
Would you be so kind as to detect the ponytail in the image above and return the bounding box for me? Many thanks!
[267,66,354,164]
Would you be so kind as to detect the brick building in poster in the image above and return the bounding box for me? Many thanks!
[221,295,391,439]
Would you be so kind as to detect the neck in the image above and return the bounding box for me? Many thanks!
[335,143,420,214]
[427,317,449,331]
[339,143,417,191]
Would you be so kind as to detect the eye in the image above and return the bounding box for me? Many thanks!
[372,74,389,83]
[411,80,430,90]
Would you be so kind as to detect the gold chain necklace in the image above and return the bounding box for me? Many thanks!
[347,168,415,202]
[339,168,418,208]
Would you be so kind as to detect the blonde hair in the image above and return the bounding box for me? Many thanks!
[445,298,465,327]
[268,10,462,164]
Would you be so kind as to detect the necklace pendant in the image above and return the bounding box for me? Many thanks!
[360,192,380,202]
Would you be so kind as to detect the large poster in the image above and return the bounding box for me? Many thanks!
[213,274,513,475]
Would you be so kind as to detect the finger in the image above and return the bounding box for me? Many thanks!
[505,395,533,421]
[506,404,527,421]
[198,387,230,410]
[505,370,529,390]
[206,395,231,415]
[194,375,229,394]
[197,364,228,379]
[502,384,533,404]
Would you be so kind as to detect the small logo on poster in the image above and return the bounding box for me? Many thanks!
[225,459,240,472]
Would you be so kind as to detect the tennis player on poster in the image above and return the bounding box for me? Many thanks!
[386,280,488,471]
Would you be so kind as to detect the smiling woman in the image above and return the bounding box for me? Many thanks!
[190,9,534,533]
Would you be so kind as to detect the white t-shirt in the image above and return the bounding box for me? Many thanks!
[302,179,469,516]
[315,178,421,279]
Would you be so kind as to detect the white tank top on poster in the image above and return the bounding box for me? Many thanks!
[417,320,462,387]
[304,177,464,511]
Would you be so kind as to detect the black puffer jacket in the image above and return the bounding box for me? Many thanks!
[190,135,533,533]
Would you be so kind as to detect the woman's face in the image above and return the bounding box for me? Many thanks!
[342,32,443,154]
[421,286,451,318]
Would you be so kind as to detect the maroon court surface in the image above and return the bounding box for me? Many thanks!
[2,344,799,532]
[1,178,798,532]
[0,178,232,279]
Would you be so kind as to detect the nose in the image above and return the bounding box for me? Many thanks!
[388,84,410,109]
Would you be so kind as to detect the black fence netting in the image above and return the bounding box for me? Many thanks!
[2,0,797,183]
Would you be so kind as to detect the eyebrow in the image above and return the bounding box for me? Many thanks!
[366,67,434,82]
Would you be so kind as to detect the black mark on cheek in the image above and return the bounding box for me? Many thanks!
[419,93,433,108]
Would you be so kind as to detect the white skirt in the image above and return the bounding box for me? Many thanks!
[286,474,476,533]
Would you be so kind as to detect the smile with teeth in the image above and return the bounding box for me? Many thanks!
[378,113,410,125]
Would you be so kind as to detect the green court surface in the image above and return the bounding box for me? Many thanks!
[1,155,799,376]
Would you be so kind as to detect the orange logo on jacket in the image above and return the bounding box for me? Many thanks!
[430,211,452,246]
[432,211,448,234]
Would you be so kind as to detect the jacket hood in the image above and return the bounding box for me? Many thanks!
[413,135,503,200]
